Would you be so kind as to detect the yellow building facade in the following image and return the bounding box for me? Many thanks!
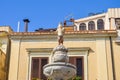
[9,30,118,80]
[0,48,6,80]
[0,27,12,80]
[0,8,120,80]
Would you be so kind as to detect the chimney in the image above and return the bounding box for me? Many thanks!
[63,20,66,26]
[70,18,74,22]
[23,19,30,32]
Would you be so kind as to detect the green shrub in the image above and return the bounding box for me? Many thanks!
[68,76,82,80]
[32,78,39,80]
[32,76,82,80]
[73,76,82,80]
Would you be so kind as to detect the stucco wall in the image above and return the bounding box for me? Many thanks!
[8,36,111,80]
[0,49,6,80]
[112,39,120,80]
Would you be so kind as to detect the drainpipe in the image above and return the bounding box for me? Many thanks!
[109,36,116,80]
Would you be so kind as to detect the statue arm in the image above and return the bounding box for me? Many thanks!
[62,28,65,34]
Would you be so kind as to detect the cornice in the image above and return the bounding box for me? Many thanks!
[26,48,53,53]
[10,30,117,40]
[0,31,8,37]
[75,13,106,23]
[26,47,90,53]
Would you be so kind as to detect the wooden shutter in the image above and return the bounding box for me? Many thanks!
[31,58,40,79]
[69,57,84,79]
[76,58,83,76]
[31,57,48,80]
[41,58,48,79]
[69,57,76,65]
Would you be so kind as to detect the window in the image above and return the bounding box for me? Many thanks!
[76,58,83,76]
[31,57,48,80]
[115,18,120,29]
[88,21,95,30]
[69,57,84,79]
[79,23,86,30]
[97,19,104,30]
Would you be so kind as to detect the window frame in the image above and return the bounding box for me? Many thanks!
[88,21,95,30]
[69,56,84,80]
[31,57,48,80]
[115,18,120,29]
[27,48,89,80]
[97,19,104,30]
[79,23,86,30]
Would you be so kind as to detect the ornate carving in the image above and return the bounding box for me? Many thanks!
[43,45,76,80]
[51,45,68,63]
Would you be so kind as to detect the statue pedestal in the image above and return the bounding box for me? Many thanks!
[43,45,76,80]
[43,62,76,80]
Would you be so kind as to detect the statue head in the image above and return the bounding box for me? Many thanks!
[57,22,63,28]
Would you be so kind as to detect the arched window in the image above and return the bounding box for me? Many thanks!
[115,18,120,29]
[88,21,95,30]
[79,23,86,30]
[97,19,104,30]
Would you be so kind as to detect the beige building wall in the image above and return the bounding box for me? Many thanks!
[8,39,22,80]
[0,49,6,80]
[105,38,114,80]
[0,36,9,54]
[0,26,13,33]
[0,31,10,80]
[96,38,108,80]
[8,30,117,80]
[112,38,120,80]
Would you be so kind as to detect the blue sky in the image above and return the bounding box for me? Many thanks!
[0,0,120,32]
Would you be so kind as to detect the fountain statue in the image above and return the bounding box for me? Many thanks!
[43,23,76,80]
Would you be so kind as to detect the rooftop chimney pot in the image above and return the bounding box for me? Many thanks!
[23,19,30,32]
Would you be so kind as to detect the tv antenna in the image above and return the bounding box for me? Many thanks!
[64,13,74,20]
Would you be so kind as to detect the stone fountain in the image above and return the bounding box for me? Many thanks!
[43,23,76,80]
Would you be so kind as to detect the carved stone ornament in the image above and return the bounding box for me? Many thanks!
[43,45,76,80]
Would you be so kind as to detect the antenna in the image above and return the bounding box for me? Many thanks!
[64,13,73,20]
[17,21,20,32]
[63,13,74,26]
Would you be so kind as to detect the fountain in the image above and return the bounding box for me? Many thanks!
[43,23,76,80]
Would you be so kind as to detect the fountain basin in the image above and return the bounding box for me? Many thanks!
[43,62,76,80]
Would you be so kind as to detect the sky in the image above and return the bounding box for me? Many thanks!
[0,0,120,32]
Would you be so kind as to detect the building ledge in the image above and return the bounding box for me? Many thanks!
[0,31,8,37]
[10,30,117,40]
[10,30,117,36]
[75,13,106,22]
[26,47,90,53]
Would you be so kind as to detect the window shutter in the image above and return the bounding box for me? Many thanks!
[31,57,48,80]
[69,57,83,79]
[41,58,48,79]
[31,58,39,79]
